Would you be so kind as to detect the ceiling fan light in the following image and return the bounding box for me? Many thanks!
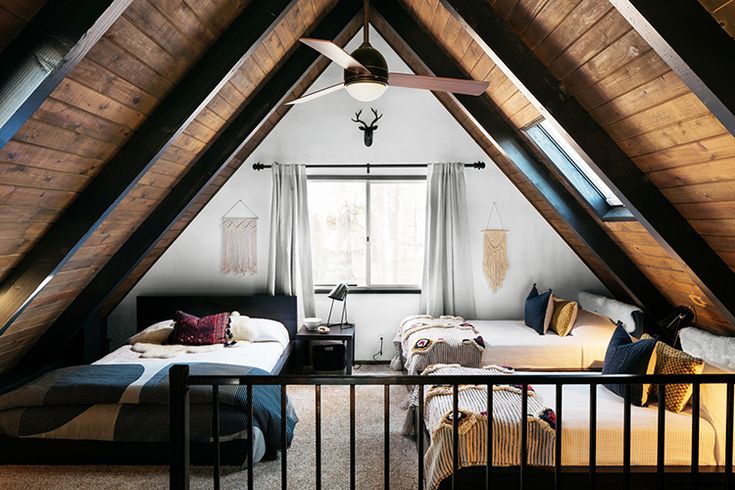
[345,81,387,102]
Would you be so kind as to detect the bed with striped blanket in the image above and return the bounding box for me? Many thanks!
[391,315,485,375]
[406,364,556,490]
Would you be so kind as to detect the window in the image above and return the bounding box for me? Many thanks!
[525,119,633,220]
[308,178,426,289]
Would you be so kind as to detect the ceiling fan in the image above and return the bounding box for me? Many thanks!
[286,0,489,105]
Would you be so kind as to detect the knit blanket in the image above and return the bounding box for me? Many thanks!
[391,315,485,375]
[408,364,557,490]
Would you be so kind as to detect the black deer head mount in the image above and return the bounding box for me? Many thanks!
[351,108,382,147]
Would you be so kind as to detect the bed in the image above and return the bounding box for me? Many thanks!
[0,294,298,465]
[411,366,728,490]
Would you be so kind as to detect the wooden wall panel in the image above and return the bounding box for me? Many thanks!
[0,0,340,372]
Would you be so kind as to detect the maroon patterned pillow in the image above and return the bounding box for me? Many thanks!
[169,310,230,346]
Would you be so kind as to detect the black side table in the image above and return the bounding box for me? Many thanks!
[296,325,355,374]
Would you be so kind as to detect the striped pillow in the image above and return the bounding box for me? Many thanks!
[550,297,578,337]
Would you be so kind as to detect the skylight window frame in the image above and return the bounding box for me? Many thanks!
[524,121,634,222]
[308,174,426,294]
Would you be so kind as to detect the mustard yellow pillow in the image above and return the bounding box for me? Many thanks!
[550,297,578,337]
[642,335,705,413]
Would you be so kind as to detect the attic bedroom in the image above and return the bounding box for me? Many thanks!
[0,0,733,489]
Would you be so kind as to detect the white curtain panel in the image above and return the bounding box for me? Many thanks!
[267,163,316,317]
[420,163,477,318]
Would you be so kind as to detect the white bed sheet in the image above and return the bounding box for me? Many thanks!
[95,340,285,373]
[533,382,718,466]
[471,312,615,370]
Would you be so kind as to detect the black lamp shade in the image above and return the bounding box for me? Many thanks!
[328,283,349,301]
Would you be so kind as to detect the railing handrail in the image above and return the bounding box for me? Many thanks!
[184,371,735,386]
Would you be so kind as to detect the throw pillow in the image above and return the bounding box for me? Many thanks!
[602,323,657,406]
[642,334,705,413]
[127,319,174,345]
[524,283,553,335]
[550,297,578,337]
[169,310,230,346]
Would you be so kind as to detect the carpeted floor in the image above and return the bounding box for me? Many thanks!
[0,365,420,490]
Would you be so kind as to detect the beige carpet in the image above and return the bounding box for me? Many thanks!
[0,366,420,490]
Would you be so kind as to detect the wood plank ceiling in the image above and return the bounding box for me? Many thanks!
[0,0,733,374]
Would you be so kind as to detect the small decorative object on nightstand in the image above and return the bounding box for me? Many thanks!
[296,325,355,374]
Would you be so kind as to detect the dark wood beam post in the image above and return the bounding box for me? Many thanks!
[0,0,133,148]
[370,0,671,317]
[15,1,362,368]
[609,0,735,136]
[0,0,298,337]
[441,0,735,325]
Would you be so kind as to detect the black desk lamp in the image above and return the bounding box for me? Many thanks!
[326,283,352,329]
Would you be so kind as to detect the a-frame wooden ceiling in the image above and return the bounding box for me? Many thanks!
[0,0,733,375]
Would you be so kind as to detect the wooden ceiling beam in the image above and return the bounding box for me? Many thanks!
[371,0,671,318]
[0,0,133,148]
[15,1,363,369]
[0,0,298,337]
[609,0,735,136]
[442,0,735,325]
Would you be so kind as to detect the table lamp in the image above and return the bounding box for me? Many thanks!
[326,283,352,329]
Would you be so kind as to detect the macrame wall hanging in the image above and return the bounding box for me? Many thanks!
[482,202,509,293]
[221,200,258,276]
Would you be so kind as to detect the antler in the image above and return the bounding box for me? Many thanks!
[351,110,366,127]
[370,107,383,126]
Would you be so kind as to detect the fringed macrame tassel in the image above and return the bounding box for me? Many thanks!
[483,229,509,292]
[222,217,257,275]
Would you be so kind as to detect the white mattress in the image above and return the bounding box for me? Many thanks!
[95,340,286,373]
[471,311,616,370]
[533,382,718,466]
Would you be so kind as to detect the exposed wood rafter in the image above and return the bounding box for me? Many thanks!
[0,0,298,337]
[0,0,133,148]
[441,0,735,325]
[16,1,363,368]
[608,0,735,136]
[370,0,671,318]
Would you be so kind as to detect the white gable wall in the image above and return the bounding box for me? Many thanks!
[108,28,607,361]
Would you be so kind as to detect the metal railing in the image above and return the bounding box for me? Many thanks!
[169,365,735,490]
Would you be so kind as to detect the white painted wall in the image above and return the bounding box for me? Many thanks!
[108,28,608,361]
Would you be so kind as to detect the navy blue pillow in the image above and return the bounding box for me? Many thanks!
[602,323,657,406]
[524,283,552,335]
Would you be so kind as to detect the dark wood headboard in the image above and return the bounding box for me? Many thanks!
[136,295,298,340]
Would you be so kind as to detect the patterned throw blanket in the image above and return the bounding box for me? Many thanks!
[407,364,556,490]
[391,315,485,375]
[0,363,296,457]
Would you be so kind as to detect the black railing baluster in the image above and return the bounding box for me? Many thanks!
[350,385,356,490]
[486,384,493,490]
[247,384,254,490]
[657,383,666,490]
[555,384,562,490]
[212,385,220,490]
[418,384,425,490]
[692,383,700,489]
[521,384,528,490]
[384,384,390,490]
[452,384,459,490]
[281,384,287,490]
[170,364,190,490]
[726,382,734,490]
[315,385,322,490]
[589,383,597,490]
[623,384,631,490]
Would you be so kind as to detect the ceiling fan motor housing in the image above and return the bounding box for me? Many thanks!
[344,42,388,86]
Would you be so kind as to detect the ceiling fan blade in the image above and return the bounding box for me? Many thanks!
[300,38,370,75]
[285,82,345,105]
[388,73,488,96]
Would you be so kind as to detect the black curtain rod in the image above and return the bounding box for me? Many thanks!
[252,162,486,171]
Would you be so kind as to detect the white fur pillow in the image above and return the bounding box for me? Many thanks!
[578,291,640,334]
[127,320,174,345]
[229,312,256,341]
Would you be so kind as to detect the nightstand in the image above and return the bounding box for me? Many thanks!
[296,325,355,374]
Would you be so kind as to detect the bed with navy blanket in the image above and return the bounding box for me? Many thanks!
[0,362,296,465]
